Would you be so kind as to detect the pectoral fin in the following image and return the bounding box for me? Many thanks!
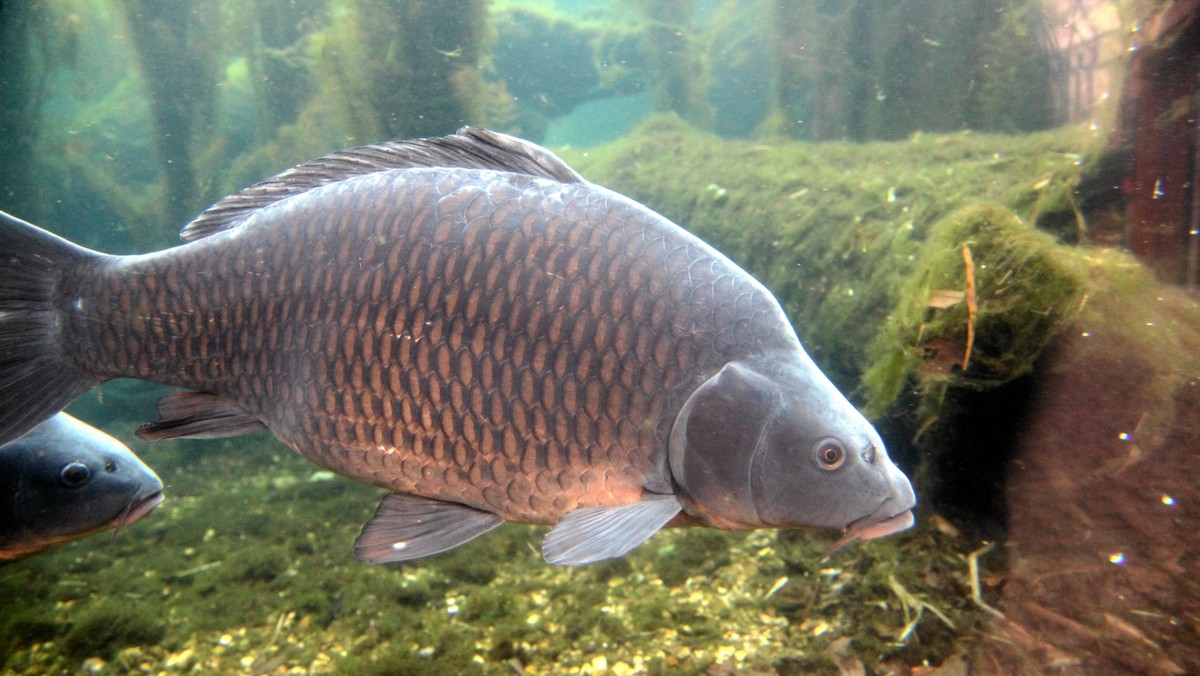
[136,391,266,440]
[354,493,503,564]
[542,493,681,566]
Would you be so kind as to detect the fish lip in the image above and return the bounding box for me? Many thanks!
[823,502,915,557]
[117,491,164,528]
[845,507,914,542]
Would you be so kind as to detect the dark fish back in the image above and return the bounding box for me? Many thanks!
[63,168,798,523]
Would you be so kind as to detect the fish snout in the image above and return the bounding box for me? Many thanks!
[867,456,917,537]
[885,458,916,514]
[824,458,916,555]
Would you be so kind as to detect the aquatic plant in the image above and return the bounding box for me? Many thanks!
[763,0,1059,141]
[636,0,714,129]
[117,0,222,226]
[62,598,166,661]
[0,3,56,220]
[312,0,488,141]
[489,5,643,139]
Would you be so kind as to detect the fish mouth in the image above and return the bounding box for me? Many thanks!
[116,491,164,529]
[824,504,915,557]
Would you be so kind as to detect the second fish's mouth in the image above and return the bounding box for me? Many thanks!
[116,491,164,529]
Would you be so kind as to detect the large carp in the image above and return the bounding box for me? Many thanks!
[0,128,913,565]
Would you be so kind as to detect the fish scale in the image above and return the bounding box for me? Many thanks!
[0,128,915,565]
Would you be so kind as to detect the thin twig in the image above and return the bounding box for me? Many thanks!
[968,542,1005,620]
[961,245,977,370]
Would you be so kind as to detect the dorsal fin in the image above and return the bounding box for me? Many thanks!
[180,127,586,241]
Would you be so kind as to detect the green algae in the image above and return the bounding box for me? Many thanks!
[117,0,223,227]
[62,599,166,661]
[0,610,59,670]
[310,0,488,141]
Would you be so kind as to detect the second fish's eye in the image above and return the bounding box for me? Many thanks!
[813,439,846,470]
[60,462,92,487]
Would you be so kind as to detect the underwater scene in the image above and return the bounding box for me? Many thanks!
[1,0,1197,674]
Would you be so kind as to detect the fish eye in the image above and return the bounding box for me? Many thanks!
[60,462,92,487]
[104,460,118,473]
[812,439,846,470]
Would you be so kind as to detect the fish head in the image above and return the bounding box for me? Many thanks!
[1,413,163,556]
[668,353,915,542]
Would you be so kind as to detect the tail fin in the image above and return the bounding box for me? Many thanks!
[0,211,100,445]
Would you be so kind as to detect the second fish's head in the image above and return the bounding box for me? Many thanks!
[668,352,916,544]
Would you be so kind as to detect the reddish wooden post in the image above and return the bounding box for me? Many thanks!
[1111,1,1200,285]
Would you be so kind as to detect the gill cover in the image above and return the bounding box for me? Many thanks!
[668,362,778,528]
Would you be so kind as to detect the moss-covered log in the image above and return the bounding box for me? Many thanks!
[864,203,1085,415]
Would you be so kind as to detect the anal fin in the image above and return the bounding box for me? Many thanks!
[542,493,681,566]
[136,391,267,440]
[354,493,503,564]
